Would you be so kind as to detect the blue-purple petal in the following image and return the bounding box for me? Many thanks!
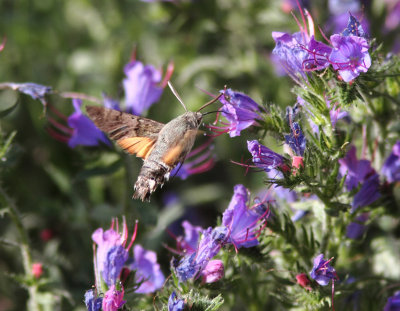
[168,292,185,311]
[84,290,103,311]
[102,245,129,287]
[247,140,285,172]
[351,174,380,213]
[123,61,163,115]
[329,34,371,82]
[131,245,165,294]
[382,141,400,183]
[310,254,337,286]
[67,99,110,148]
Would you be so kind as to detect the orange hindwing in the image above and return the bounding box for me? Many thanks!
[117,137,156,159]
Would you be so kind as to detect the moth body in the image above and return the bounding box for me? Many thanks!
[134,111,202,201]
[86,106,203,201]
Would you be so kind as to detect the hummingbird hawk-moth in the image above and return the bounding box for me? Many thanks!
[86,82,221,201]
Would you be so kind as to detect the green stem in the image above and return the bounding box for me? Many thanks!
[0,185,40,311]
[320,214,332,255]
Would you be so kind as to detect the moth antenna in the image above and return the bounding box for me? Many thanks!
[168,81,187,112]
[197,93,223,112]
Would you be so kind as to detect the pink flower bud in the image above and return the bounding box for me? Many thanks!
[296,273,311,291]
[292,156,304,175]
[32,262,43,279]
[201,259,224,284]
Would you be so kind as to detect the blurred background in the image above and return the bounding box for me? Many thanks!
[0,0,398,310]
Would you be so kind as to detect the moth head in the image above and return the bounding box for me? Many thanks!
[184,111,203,128]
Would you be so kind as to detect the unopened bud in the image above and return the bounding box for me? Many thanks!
[292,156,304,175]
[296,273,311,291]
[201,260,224,283]
[32,262,43,279]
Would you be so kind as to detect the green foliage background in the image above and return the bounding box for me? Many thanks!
[0,0,399,310]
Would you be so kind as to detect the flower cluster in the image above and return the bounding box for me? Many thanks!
[172,184,269,283]
[85,218,165,311]
[272,9,371,82]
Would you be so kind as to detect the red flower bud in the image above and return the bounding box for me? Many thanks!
[40,229,54,242]
[32,262,43,279]
[296,273,311,291]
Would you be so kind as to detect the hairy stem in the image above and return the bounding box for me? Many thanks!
[0,185,40,311]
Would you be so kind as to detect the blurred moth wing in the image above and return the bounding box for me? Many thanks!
[86,106,203,201]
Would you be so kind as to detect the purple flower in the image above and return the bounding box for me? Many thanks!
[339,146,374,191]
[176,220,203,254]
[131,245,165,294]
[384,290,400,311]
[173,226,227,282]
[67,99,111,148]
[84,289,103,311]
[92,218,137,287]
[271,8,330,79]
[310,254,338,286]
[351,173,380,213]
[102,285,126,311]
[123,60,173,115]
[209,89,262,137]
[168,292,185,311]
[329,34,371,82]
[194,226,228,269]
[171,139,216,180]
[285,122,306,156]
[222,184,268,249]
[200,259,224,284]
[173,253,198,282]
[382,141,400,183]
[302,36,333,71]
[247,140,285,172]
[346,213,369,239]
[272,31,310,78]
